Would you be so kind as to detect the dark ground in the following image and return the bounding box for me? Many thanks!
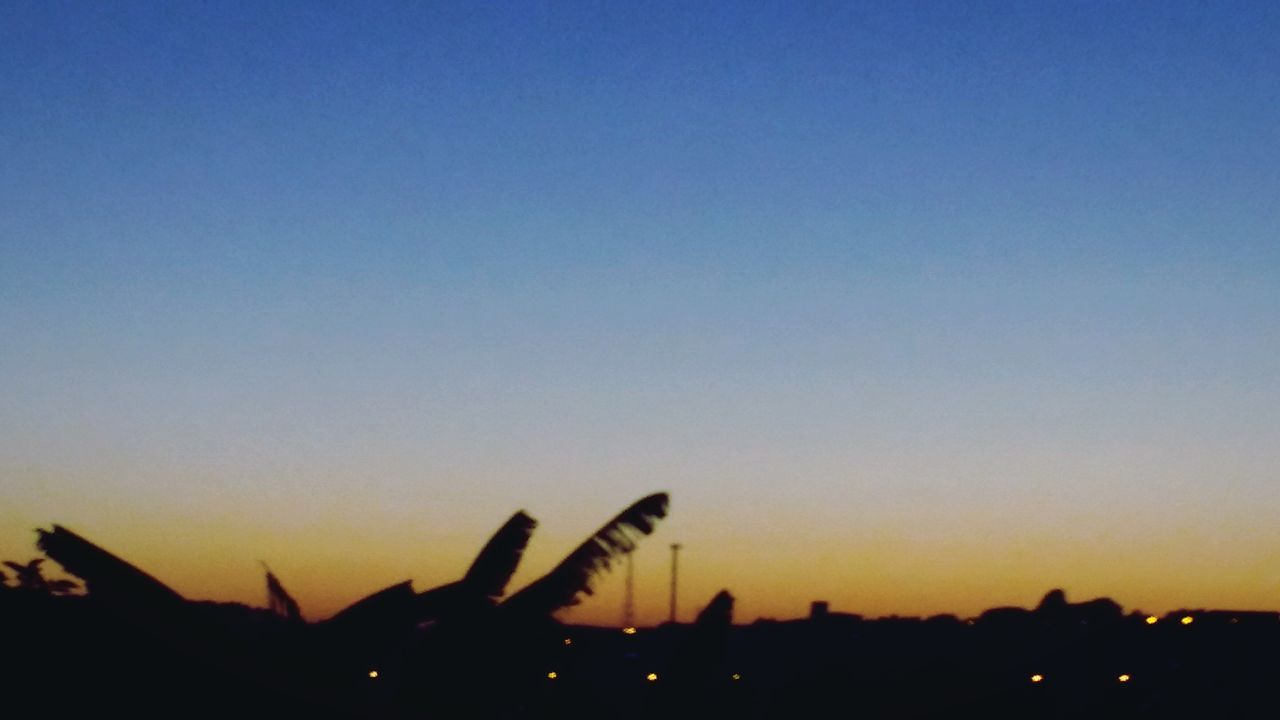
[4,588,1275,719]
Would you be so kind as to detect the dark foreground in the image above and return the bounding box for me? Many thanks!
[4,587,1276,719]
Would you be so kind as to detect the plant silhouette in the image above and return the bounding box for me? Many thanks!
[2,558,77,595]
[21,493,672,718]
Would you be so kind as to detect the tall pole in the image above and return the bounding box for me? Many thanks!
[622,550,635,628]
[669,543,682,624]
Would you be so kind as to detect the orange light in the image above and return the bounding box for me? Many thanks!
[623,627,637,635]
[547,671,558,680]
[1118,674,1131,683]
[368,670,379,679]
[1181,616,1194,626]
[1145,616,1158,625]
[1030,674,1044,683]
[646,673,658,682]
[563,638,572,645]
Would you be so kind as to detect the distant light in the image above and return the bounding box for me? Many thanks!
[1118,674,1131,683]
[646,673,658,682]
[563,638,573,645]
[368,670,379,679]
[731,673,742,681]
[1030,674,1044,683]
[547,671,558,680]
[1231,618,1239,624]
[1145,616,1158,625]
[623,627,638,635]
[1181,615,1194,625]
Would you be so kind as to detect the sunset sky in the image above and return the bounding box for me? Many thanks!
[3,2,1279,625]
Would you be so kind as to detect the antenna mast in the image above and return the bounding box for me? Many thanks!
[668,543,682,623]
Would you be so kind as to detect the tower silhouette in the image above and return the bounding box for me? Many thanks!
[668,543,682,623]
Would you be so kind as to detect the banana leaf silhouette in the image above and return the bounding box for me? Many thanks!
[501,492,669,618]
[324,510,537,635]
[263,564,303,622]
[460,510,539,601]
[35,525,317,703]
[36,525,182,606]
[413,510,538,617]
[695,589,734,628]
[324,580,417,632]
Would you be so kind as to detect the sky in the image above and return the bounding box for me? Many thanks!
[2,1,1279,625]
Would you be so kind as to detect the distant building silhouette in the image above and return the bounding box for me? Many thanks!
[810,601,829,620]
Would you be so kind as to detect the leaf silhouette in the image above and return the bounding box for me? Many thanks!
[4,559,47,590]
[36,525,184,605]
[460,510,537,601]
[501,492,669,617]
[46,578,79,595]
[263,564,303,622]
[695,589,735,628]
[331,511,538,631]
[326,580,416,627]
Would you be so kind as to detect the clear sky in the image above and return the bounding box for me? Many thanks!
[3,2,1279,625]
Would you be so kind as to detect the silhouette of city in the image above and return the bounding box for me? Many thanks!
[3,493,1275,718]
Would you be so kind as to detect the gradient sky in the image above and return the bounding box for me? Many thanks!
[3,2,1279,625]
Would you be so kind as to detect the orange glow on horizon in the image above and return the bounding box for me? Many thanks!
[9,497,1280,627]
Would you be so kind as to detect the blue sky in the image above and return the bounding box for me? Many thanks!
[2,2,1279,622]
